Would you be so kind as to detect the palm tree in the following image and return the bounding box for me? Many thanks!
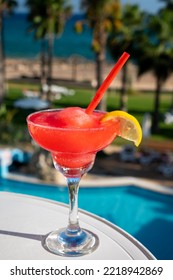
[26,0,71,99]
[107,4,145,111]
[79,0,121,111]
[0,0,17,104]
[136,11,173,132]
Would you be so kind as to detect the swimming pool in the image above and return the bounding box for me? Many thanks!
[0,177,173,260]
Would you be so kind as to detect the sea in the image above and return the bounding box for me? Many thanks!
[4,12,106,61]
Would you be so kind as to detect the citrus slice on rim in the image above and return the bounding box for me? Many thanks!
[100,110,142,147]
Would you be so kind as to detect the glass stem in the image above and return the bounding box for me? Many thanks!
[66,177,81,233]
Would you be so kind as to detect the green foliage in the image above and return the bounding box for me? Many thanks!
[26,0,72,98]
[0,0,18,104]
[0,104,27,144]
[26,0,72,39]
[79,0,121,110]
[0,104,17,123]
[107,4,146,60]
[81,0,121,52]
[107,1,173,132]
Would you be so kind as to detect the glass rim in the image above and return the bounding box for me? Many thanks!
[26,108,111,132]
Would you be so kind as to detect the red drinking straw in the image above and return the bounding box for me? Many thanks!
[85,52,130,114]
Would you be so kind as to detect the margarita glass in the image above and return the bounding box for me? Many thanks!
[27,107,118,256]
[27,52,133,257]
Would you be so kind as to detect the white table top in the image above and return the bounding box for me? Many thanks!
[0,192,155,260]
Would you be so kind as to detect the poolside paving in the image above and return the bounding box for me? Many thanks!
[89,147,173,188]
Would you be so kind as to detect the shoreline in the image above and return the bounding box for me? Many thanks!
[5,57,173,92]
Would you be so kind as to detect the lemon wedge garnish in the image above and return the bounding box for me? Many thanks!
[101,110,142,147]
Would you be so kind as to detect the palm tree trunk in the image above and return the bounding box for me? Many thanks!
[95,50,106,111]
[0,11,5,104]
[47,33,54,100]
[152,77,162,133]
[40,39,47,98]
[119,63,128,111]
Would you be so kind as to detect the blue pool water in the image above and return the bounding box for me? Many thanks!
[1,178,173,260]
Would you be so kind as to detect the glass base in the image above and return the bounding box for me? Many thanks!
[43,227,99,257]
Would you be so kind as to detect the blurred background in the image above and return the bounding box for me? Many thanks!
[0,0,173,183]
[1,0,173,260]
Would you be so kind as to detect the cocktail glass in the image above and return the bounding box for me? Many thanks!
[27,108,117,257]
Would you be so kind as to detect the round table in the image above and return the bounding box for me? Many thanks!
[0,192,155,260]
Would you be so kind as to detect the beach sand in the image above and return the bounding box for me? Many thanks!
[5,57,173,91]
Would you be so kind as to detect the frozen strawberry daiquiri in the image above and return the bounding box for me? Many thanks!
[27,52,142,257]
[28,107,118,170]
[27,107,120,257]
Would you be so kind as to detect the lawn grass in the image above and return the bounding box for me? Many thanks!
[4,81,173,145]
